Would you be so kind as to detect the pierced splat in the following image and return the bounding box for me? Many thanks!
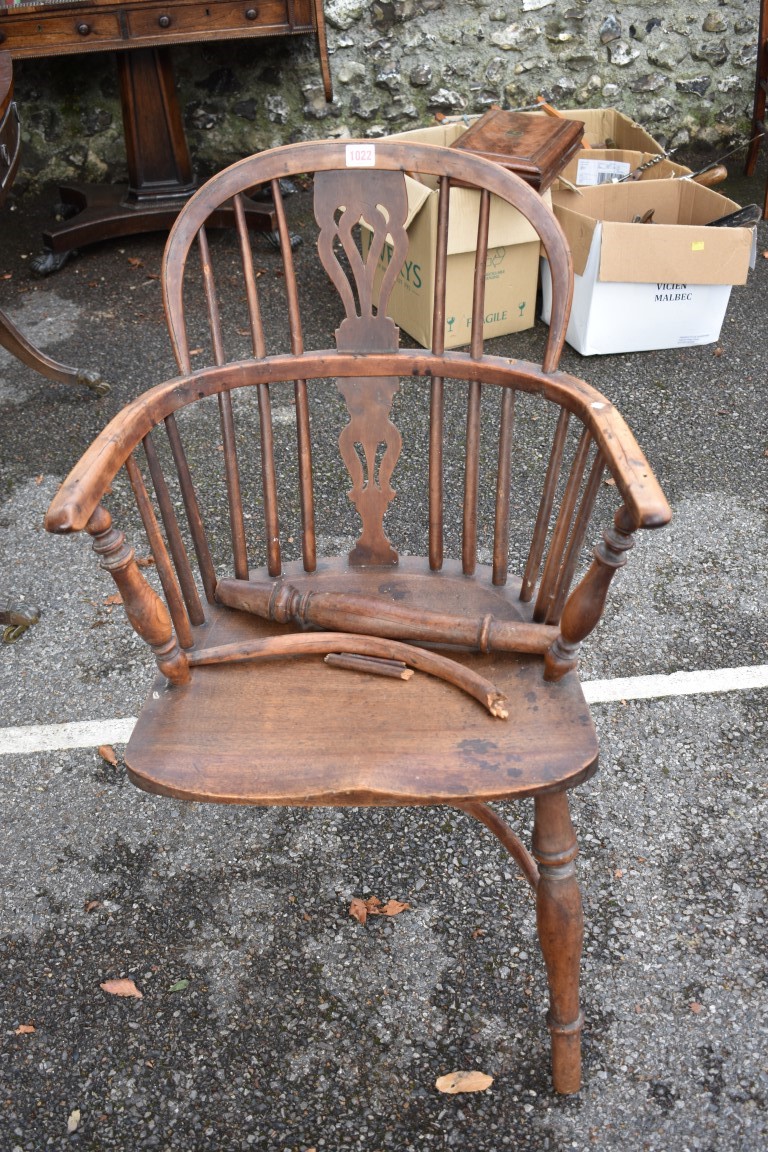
[314,168,410,565]
[314,169,408,352]
[336,385,401,565]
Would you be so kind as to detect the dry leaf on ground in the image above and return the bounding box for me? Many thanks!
[100,978,143,999]
[349,895,411,925]
[349,897,369,925]
[435,1070,494,1094]
[97,745,118,766]
[15,1024,35,1034]
[377,898,410,916]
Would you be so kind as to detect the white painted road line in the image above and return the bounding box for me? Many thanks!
[0,717,137,756]
[582,664,768,704]
[0,665,766,756]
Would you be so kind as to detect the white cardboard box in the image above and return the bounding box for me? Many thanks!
[540,180,755,355]
[360,121,545,349]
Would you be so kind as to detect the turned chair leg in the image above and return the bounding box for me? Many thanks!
[532,790,585,1094]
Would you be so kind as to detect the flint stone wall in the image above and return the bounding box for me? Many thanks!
[11,0,762,191]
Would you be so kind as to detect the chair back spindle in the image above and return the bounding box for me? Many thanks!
[125,451,195,650]
[141,432,205,627]
[492,387,515,588]
[163,413,218,604]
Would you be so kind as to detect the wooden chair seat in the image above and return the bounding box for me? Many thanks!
[46,138,671,1095]
[126,560,597,806]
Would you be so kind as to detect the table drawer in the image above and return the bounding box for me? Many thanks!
[0,98,20,203]
[126,0,296,39]
[0,10,123,55]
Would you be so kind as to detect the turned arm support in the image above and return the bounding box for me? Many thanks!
[544,504,639,682]
[86,505,190,686]
[539,388,672,682]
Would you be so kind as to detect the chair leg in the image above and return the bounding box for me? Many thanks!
[532,790,584,1094]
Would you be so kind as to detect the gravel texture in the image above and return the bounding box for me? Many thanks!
[1,154,767,1151]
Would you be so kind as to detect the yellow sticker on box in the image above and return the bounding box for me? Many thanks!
[691,241,705,251]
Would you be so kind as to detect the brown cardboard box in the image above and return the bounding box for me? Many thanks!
[361,121,545,349]
[554,107,664,153]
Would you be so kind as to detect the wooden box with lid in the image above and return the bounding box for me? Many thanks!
[450,109,584,193]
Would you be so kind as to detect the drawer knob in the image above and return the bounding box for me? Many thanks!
[158,14,172,28]
[245,7,258,19]
[77,22,91,35]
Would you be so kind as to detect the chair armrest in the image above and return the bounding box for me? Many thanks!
[548,369,671,532]
[44,375,190,535]
[585,396,671,531]
[45,426,138,535]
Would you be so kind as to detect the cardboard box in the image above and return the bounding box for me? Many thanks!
[558,148,692,188]
[554,107,664,154]
[532,109,685,188]
[540,180,755,355]
[361,121,546,349]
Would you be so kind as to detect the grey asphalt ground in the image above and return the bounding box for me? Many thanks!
[1,153,767,1151]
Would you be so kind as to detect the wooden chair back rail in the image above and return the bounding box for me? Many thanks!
[271,180,317,573]
[427,174,450,570]
[45,353,669,535]
[470,189,492,359]
[125,451,194,650]
[141,432,204,626]
[431,175,450,358]
[547,447,607,626]
[462,378,482,576]
[218,389,249,581]
[194,226,251,582]
[230,191,283,577]
[492,386,515,587]
[428,375,444,571]
[534,427,596,624]
[521,407,571,603]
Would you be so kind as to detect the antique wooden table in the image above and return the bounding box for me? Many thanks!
[0,0,331,269]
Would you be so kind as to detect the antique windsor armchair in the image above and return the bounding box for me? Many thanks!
[45,139,671,1093]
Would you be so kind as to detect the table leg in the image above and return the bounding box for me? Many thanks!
[0,305,106,392]
[31,47,277,273]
